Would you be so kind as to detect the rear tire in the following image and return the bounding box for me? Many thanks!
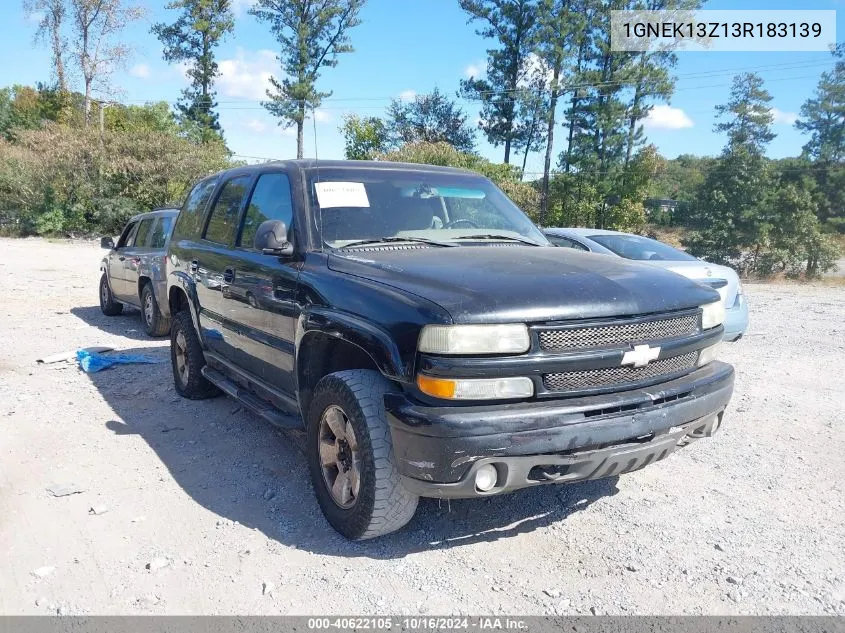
[141,283,170,337]
[307,369,418,540]
[170,310,219,400]
[99,272,123,316]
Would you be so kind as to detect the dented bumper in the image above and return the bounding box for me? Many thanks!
[384,361,734,498]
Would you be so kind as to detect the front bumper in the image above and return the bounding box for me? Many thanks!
[385,361,734,498]
[723,296,748,342]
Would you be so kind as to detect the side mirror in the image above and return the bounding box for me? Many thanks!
[254,220,293,256]
[101,236,115,250]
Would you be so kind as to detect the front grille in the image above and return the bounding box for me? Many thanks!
[543,352,698,392]
[538,313,699,351]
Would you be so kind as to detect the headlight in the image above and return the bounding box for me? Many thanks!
[700,301,725,330]
[697,342,721,366]
[418,324,530,355]
[416,374,534,400]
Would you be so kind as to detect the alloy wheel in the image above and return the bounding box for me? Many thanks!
[174,330,189,385]
[318,405,361,509]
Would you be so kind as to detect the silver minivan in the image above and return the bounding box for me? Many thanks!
[98,208,178,336]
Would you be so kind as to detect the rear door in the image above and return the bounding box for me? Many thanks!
[219,170,299,396]
[195,175,253,356]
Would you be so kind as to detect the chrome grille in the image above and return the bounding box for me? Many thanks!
[543,352,698,392]
[538,314,699,351]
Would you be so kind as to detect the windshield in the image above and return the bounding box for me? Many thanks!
[588,234,698,262]
[306,168,548,249]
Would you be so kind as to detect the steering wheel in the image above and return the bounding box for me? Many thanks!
[444,218,480,229]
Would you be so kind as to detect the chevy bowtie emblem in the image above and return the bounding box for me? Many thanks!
[621,344,661,368]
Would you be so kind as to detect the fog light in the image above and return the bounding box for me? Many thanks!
[475,464,498,492]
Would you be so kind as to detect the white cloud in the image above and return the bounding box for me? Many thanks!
[643,105,694,130]
[244,118,268,133]
[464,63,482,78]
[518,53,554,87]
[217,48,277,100]
[770,108,798,125]
[398,90,417,101]
[231,0,257,15]
[311,108,332,123]
[25,11,45,24]
[129,63,151,79]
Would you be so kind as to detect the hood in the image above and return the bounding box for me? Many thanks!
[328,246,720,324]
[640,260,740,306]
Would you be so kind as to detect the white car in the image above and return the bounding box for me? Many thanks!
[543,228,748,341]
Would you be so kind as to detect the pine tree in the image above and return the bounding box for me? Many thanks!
[458,0,539,164]
[153,0,234,144]
[250,0,364,158]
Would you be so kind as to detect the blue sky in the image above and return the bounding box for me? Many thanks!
[5,0,843,176]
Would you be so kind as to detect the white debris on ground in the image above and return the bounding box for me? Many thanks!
[0,237,843,615]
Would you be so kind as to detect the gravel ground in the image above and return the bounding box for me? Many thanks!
[1,236,844,616]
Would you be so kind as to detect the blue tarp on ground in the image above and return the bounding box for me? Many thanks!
[76,350,162,373]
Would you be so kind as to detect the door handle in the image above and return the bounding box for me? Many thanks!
[189,260,199,274]
[223,268,235,283]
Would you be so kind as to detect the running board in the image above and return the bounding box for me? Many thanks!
[201,365,303,430]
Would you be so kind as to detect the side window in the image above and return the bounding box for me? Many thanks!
[238,173,293,249]
[174,178,218,239]
[204,176,250,245]
[134,218,154,248]
[116,221,137,248]
[149,216,173,249]
[548,235,588,251]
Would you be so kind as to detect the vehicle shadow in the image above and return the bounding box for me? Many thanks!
[88,344,619,559]
[71,306,155,342]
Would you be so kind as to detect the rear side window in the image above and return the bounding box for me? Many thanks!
[204,176,250,245]
[238,172,293,249]
[150,216,173,249]
[174,178,218,239]
[547,235,588,251]
[134,218,154,248]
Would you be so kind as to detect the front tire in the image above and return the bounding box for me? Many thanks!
[99,272,123,316]
[170,310,219,400]
[141,283,170,337]
[307,370,419,540]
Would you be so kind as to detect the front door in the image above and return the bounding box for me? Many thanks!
[218,170,299,398]
[109,221,139,300]
[122,217,155,306]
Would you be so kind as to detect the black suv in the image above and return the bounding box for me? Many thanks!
[166,160,734,540]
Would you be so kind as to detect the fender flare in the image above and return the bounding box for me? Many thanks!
[295,307,410,383]
[168,271,203,337]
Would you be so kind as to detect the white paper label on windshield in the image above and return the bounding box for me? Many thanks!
[315,182,370,208]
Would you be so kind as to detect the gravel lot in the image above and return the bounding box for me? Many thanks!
[1,236,844,616]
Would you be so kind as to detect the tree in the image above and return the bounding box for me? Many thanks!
[795,44,845,232]
[458,0,539,164]
[535,0,586,222]
[24,0,69,91]
[796,44,845,163]
[152,0,234,144]
[339,113,390,159]
[68,0,145,127]
[685,73,776,274]
[250,0,364,158]
[386,88,476,152]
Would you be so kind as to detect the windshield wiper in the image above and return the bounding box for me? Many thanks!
[338,236,457,249]
[453,234,545,246]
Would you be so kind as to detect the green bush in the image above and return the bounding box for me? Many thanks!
[0,123,232,236]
